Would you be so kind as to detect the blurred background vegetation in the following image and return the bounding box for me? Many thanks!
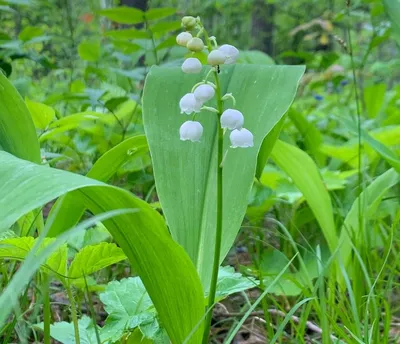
[1,0,400,342]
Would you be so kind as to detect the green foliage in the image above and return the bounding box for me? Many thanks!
[143,65,304,289]
[25,97,55,130]
[99,277,167,343]
[0,151,204,344]
[68,243,126,278]
[35,316,99,344]
[0,71,40,162]
[270,140,337,253]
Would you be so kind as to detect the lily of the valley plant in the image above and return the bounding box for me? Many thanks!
[176,15,254,343]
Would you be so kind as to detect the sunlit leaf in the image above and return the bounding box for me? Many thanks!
[78,40,101,62]
[271,140,338,252]
[0,152,204,344]
[97,7,144,25]
[145,8,176,21]
[68,242,126,278]
[143,65,304,289]
[25,97,55,130]
[0,71,40,162]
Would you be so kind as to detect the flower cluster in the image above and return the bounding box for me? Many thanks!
[176,16,253,148]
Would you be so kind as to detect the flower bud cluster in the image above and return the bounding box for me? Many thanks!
[177,16,253,148]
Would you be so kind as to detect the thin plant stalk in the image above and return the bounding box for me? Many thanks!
[201,27,225,344]
[65,281,80,344]
[42,273,51,344]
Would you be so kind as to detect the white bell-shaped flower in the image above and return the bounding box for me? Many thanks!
[179,93,203,114]
[220,109,244,130]
[218,44,239,64]
[194,84,215,102]
[230,128,254,148]
[181,58,202,74]
[176,32,193,47]
[180,121,203,142]
[207,50,226,66]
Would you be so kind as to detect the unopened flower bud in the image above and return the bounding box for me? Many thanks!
[180,121,203,142]
[187,37,204,52]
[181,58,202,74]
[220,109,244,130]
[207,50,226,66]
[176,32,193,47]
[218,44,239,64]
[194,84,215,102]
[230,128,254,148]
[179,93,203,114]
[181,16,197,30]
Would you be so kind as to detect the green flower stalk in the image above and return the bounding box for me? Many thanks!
[176,16,253,343]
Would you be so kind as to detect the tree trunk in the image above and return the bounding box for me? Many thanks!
[251,0,275,57]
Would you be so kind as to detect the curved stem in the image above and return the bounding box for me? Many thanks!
[202,27,225,344]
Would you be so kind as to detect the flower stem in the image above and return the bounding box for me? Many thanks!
[66,281,81,344]
[201,26,225,344]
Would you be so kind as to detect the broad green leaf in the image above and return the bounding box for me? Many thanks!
[35,316,99,344]
[288,109,324,166]
[78,40,101,62]
[18,26,44,41]
[0,152,204,344]
[255,117,285,180]
[270,140,338,253]
[237,50,275,65]
[68,242,126,278]
[143,64,304,288]
[97,7,144,25]
[0,71,40,162]
[0,237,34,259]
[0,236,67,275]
[145,7,175,20]
[104,29,150,39]
[150,21,181,34]
[339,117,400,173]
[100,277,155,342]
[339,168,399,268]
[25,97,55,129]
[383,0,400,45]
[215,266,258,301]
[364,83,386,118]
[48,135,149,237]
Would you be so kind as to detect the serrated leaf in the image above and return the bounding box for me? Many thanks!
[68,242,126,278]
[214,266,258,301]
[78,40,101,62]
[97,7,144,25]
[34,316,99,344]
[25,97,55,130]
[100,277,155,342]
[145,8,175,21]
[0,237,68,275]
[0,237,34,259]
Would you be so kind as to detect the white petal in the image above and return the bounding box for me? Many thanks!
[181,58,202,74]
[180,121,203,142]
[218,44,239,64]
[230,128,254,148]
[179,93,203,114]
[194,84,215,102]
[220,109,244,130]
[207,50,226,66]
[176,32,193,47]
